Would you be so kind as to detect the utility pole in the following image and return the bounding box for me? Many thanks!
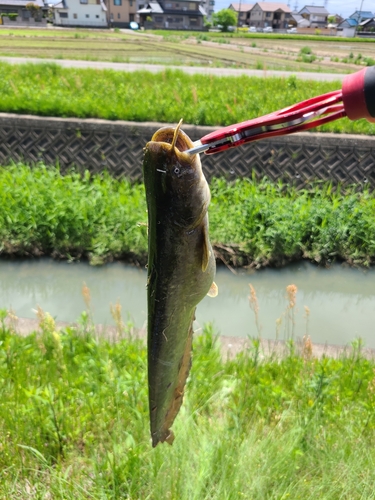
[356,0,365,34]
[237,0,242,31]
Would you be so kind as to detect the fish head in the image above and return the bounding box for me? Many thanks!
[143,121,210,229]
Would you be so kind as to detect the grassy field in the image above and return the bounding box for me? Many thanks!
[2,61,375,136]
[2,163,375,268]
[1,307,375,499]
[0,27,375,73]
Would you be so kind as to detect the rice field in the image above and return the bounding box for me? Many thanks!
[0,27,375,73]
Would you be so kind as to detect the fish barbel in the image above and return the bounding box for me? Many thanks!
[143,121,217,448]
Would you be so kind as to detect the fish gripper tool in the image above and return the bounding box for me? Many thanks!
[186,66,375,156]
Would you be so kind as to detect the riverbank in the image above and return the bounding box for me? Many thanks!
[10,315,375,360]
[1,319,375,498]
[1,164,375,268]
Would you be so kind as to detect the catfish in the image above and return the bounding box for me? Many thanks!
[143,121,217,447]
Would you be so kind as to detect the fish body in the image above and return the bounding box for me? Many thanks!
[143,123,216,447]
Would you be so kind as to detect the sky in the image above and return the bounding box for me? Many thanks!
[213,0,375,19]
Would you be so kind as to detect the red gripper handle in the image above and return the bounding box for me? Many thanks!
[342,66,375,123]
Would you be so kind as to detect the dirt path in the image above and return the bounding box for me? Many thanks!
[0,56,347,81]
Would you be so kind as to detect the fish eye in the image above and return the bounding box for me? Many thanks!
[173,167,180,175]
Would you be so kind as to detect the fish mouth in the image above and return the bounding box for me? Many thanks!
[150,120,194,154]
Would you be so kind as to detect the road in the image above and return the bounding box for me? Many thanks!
[0,56,348,82]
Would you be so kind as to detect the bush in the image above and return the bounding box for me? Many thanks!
[1,12,18,20]
[25,2,40,17]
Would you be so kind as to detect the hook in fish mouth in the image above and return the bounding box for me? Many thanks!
[171,119,183,151]
[149,120,194,154]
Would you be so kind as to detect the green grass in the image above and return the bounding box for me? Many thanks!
[0,164,148,264]
[1,308,375,498]
[150,29,375,43]
[209,177,375,267]
[1,164,375,267]
[1,62,374,135]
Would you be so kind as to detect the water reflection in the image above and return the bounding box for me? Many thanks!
[0,258,374,347]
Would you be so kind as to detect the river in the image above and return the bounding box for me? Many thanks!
[0,258,374,347]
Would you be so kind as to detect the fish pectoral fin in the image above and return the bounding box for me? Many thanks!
[207,281,218,298]
[202,224,211,272]
[165,430,175,445]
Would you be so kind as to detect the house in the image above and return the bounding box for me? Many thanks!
[137,0,205,30]
[359,17,375,33]
[337,18,357,37]
[0,0,46,26]
[288,13,309,28]
[106,0,137,27]
[248,2,291,30]
[201,0,213,19]
[52,0,108,27]
[349,10,373,24]
[228,3,254,26]
[338,18,358,29]
[298,5,329,28]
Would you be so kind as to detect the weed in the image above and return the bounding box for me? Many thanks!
[364,56,375,66]
[298,46,316,63]
[0,62,371,135]
[74,32,88,39]
[1,166,375,268]
[196,33,209,42]
[248,283,261,337]
[0,312,375,497]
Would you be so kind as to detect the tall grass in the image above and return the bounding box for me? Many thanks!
[1,164,375,267]
[209,177,375,267]
[0,61,373,134]
[0,164,148,263]
[1,302,375,498]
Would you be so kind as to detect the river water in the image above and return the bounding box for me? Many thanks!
[0,258,374,348]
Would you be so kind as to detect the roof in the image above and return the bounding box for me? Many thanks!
[253,2,291,13]
[0,0,44,6]
[137,1,163,13]
[360,18,375,26]
[299,5,329,15]
[297,17,310,27]
[229,3,254,12]
[338,18,358,27]
[349,11,374,20]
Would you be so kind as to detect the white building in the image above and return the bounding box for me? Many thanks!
[52,0,108,27]
[298,5,328,28]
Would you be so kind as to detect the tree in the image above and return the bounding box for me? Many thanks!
[25,2,41,18]
[212,9,237,32]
